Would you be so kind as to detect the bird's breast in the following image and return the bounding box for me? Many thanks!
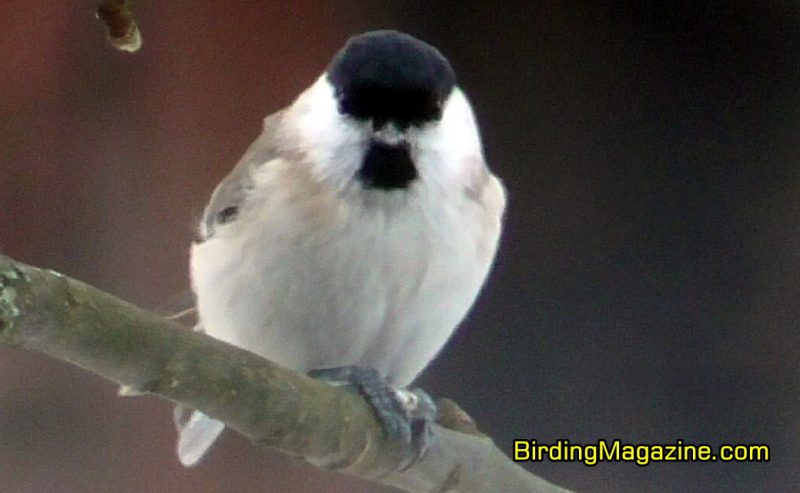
[191,180,495,386]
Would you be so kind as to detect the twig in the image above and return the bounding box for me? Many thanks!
[0,254,570,493]
[96,0,142,52]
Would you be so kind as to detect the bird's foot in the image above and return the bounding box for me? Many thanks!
[308,365,436,469]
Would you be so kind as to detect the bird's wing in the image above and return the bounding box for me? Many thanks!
[175,111,285,466]
[197,111,284,242]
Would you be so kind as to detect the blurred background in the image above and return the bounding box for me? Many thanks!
[2,1,799,492]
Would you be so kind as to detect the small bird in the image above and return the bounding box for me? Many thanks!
[179,30,505,467]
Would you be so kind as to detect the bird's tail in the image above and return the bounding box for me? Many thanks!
[174,407,226,467]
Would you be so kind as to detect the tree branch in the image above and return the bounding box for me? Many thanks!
[0,254,570,493]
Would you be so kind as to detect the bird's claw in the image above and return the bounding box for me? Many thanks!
[309,365,436,469]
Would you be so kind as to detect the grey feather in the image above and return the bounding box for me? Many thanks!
[173,322,227,466]
[198,112,284,241]
[175,409,226,467]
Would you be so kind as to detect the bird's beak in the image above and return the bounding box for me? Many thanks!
[372,122,406,145]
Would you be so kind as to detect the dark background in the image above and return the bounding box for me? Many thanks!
[2,1,798,492]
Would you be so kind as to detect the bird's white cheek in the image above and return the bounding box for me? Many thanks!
[286,77,366,187]
[412,89,485,187]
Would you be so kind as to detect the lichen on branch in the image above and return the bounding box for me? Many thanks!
[0,254,569,493]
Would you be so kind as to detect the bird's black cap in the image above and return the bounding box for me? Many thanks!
[327,30,456,128]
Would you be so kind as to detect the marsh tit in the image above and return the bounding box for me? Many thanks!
[178,30,505,467]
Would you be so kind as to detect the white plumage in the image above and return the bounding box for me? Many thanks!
[179,32,505,466]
